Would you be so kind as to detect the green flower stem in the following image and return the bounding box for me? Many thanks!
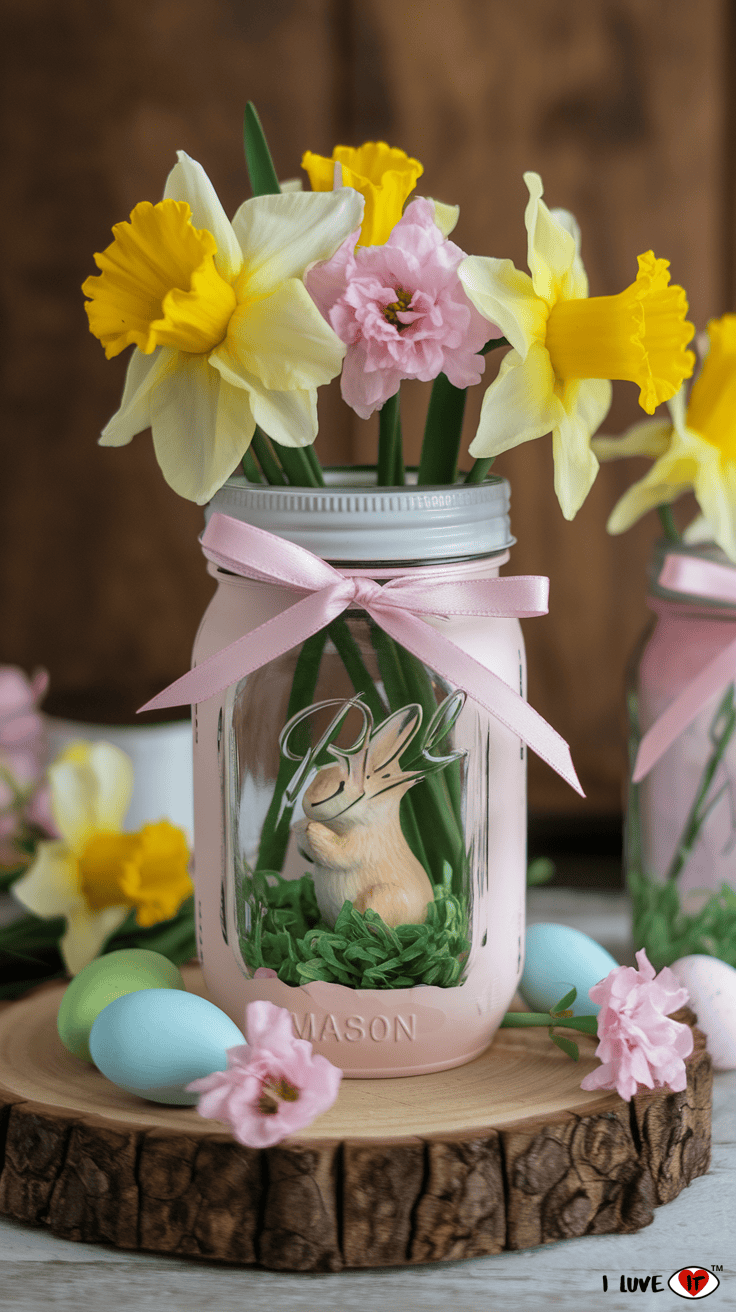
[243,102,281,196]
[278,445,324,488]
[304,443,326,486]
[500,1011,598,1033]
[657,503,681,542]
[251,430,287,485]
[241,447,264,483]
[665,684,736,883]
[377,392,402,486]
[417,373,467,485]
[326,620,388,723]
[256,630,329,872]
[325,621,432,876]
[464,456,495,484]
[392,415,406,485]
[395,645,463,827]
[368,629,437,877]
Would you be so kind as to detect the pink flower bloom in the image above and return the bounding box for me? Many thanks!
[305,198,494,420]
[0,666,50,864]
[580,949,694,1102]
[187,1000,342,1148]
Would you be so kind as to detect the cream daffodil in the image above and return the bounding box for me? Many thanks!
[458,173,695,520]
[302,142,422,246]
[13,742,192,975]
[593,315,736,561]
[83,152,364,504]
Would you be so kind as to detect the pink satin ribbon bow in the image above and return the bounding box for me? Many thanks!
[633,553,736,782]
[141,512,583,795]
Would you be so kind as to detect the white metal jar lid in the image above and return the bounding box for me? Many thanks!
[205,470,513,565]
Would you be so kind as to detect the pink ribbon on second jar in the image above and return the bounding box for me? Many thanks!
[140,511,584,795]
[633,553,736,782]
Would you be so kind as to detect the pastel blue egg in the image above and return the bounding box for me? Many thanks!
[520,924,619,1016]
[89,989,245,1105]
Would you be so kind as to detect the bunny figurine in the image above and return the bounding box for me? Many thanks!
[296,702,434,930]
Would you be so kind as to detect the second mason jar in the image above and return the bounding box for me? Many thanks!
[627,541,736,969]
[192,473,527,1077]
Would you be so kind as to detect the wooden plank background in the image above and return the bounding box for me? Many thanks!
[0,0,732,815]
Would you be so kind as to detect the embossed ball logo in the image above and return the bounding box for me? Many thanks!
[669,1268,721,1299]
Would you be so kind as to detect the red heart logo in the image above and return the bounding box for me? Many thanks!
[678,1269,709,1296]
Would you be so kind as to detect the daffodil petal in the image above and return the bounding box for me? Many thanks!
[246,383,318,449]
[98,347,169,448]
[667,383,689,435]
[427,198,460,237]
[550,207,588,299]
[468,344,562,457]
[61,905,129,976]
[523,171,577,305]
[12,841,81,918]
[150,356,253,505]
[49,742,134,850]
[607,472,688,535]
[682,513,715,546]
[551,380,608,520]
[459,257,546,358]
[164,151,243,283]
[232,190,364,296]
[211,280,346,392]
[592,418,673,462]
[692,447,736,561]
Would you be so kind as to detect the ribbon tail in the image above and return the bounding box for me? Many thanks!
[632,636,736,782]
[374,607,584,796]
[138,587,349,712]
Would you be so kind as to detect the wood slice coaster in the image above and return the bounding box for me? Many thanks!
[0,968,712,1272]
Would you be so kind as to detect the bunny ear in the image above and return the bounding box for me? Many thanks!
[365,704,423,775]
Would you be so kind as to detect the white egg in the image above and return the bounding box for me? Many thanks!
[670,955,736,1071]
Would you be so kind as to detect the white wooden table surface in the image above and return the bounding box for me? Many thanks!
[0,891,733,1312]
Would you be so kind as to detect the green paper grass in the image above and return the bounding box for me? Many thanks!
[629,867,736,969]
[240,867,470,989]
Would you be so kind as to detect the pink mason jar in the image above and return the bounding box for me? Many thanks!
[627,542,736,968]
[191,473,528,1077]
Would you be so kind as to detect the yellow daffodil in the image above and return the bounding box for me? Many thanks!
[83,152,363,504]
[593,315,736,561]
[301,142,422,246]
[13,742,192,975]
[458,173,696,520]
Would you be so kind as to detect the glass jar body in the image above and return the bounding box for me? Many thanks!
[191,477,528,1077]
[626,548,736,968]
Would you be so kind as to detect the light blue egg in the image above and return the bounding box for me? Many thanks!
[520,923,619,1016]
[89,989,245,1105]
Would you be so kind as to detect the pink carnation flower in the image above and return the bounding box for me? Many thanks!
[0,666,50,864]
[187,1000,342,1148]
[580,949,694,1102]
[305,198,494,419]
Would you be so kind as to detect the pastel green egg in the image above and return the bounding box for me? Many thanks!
[57,948,187,1063]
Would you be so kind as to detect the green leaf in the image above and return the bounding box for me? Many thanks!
[551,986,577,1015]
[527,856,556,886]
[549,1030,579,1061]
[418,373,466,485]
[243,102,280,197]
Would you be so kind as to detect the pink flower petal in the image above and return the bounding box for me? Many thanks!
[304,201,496,419]
[581,948,693,1102]
[190,1002,343,1148]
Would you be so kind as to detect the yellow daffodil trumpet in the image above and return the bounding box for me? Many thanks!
[13,741,193,975]
[459,172,696,520]
[593,314,736,562]
[302,141,423,246]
